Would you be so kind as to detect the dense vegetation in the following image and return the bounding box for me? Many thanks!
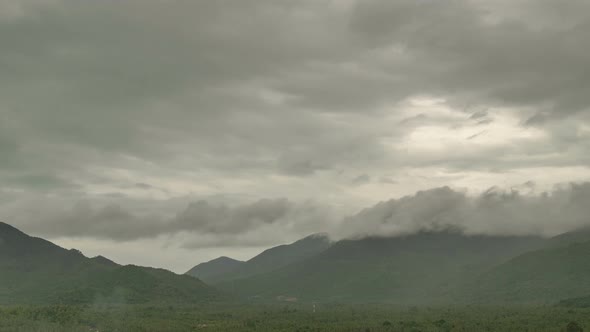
[1,304,589,332]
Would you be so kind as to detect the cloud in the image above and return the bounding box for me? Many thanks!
[10,182,590,246]
[2,0,589,187]
[379,176,398,185]
[349,0,590,118]
[351,174,371,186]
[134,183,153,190]
[17,202,164,241]
[1,0,590,268]
[3,173,79,190]
[174,198,292,235]
[337,182,590,239]
[11,197,334,246]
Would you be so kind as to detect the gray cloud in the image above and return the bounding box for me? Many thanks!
[3,173,78,190]
[2,0,589,187]
[12,197,333,246]
[349,0,590,118]
[338,182,590,239]
[351,174,371,186]
[10,182,590,248]
[174,199,293,235]
[15,202,164,241]
[1,1,590,269]
[379,176,398,185]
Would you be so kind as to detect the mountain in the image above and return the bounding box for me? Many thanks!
[186,256,244,283]
[471,239,590,304]
[546,227,590,248]
[0,222,221,304]
[91,255,119,267]
[218,231,544,303]
[186,233,331,283]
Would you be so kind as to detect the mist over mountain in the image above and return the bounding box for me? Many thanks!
[336,184,590,240]
[9,183,590,274]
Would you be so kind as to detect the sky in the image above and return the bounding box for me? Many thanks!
[1,0,590,273]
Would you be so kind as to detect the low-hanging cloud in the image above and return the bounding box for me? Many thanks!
[9,182,590,247]
[12,198,334,246]
[336,182,590,239]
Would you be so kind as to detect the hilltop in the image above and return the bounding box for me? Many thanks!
[0,222,222,304]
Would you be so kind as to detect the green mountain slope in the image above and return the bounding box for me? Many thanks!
[187,233,331,283]
[546,227,590,248]
[220,231,543,303]
[186,256,245,283]
[471,240,590,304]
[0,222,221,304]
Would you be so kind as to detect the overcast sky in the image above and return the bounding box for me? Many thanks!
[1,0,590,273]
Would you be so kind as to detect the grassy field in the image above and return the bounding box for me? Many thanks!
[0,303,588,332]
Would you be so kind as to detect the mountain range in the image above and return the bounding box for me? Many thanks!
[187,228,590,305]
[0,222,221,304]
[4,219,590,306]
[186,233,330,283]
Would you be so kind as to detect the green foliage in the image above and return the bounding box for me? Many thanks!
[566,321,584,332]
[0,304,589,332]
[472,241,590,303]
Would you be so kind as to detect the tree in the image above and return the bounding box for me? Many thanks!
[566,321,583,332]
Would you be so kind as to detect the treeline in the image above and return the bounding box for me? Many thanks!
[1,304,589,332]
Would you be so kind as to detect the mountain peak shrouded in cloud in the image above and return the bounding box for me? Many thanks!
[338,183,590,240]
[5,182,590,274]
[1,0,590,272]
